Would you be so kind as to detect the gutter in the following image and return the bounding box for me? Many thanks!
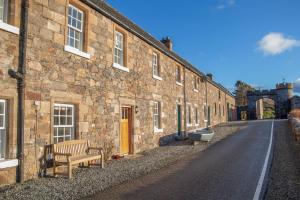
[183,67,187,137]
[8,0,29,183]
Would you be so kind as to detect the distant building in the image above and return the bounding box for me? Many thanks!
[291,96,300,110]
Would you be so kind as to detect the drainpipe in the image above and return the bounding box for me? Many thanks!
[205,78,208,128]
[183,67,187,138]
[8,0,29,183]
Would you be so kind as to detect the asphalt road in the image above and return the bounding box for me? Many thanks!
[88,120,274,200]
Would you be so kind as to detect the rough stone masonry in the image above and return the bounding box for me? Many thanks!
[0,0,236,185]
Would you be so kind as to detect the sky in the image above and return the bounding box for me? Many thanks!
[106,0,300,94]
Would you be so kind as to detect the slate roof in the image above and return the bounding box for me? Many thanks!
[82,0,234,97]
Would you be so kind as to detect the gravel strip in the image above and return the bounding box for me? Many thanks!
[0,121,247,200]
[264,120,300,200]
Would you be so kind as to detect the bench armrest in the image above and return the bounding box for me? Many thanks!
[88,147,103,154]
[53,152,72,156]
[88,147,103,151]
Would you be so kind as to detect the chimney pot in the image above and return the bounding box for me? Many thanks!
[161,37,173,51]
[207,73,213,80]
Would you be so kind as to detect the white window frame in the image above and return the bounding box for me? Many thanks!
[67,5,84,50]
[0,0,19,35]
[187,104,192,126]
[176,66,182,85]
[152,52,162,80]
[0,99,6,160]
[153,101,163,132]
[203,104,208,122]
[65,5,90,59]
[194,76,199,92]
[195,107,199,126]
[53,103,75,143]
[114,31,124,65]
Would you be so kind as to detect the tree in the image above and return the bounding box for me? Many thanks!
[234,80,255,106]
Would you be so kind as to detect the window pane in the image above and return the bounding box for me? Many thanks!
[53,104,74,143]
[78,12,82,21]
[0,115,3,129]
[58,127,64,136]
[77,21,81,30]
[68,6,72,16]
[65,128,71,136]
[0,102,3,114]
[54,107,59,115]
[58,137,64,143]
[60,107,66,115]
[0,129,6,159]
[67,117,72,125]
[67,107,72,115]
[54,116,59,126]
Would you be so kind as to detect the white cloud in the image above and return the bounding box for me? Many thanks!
[217,0,235,10]
[258,32,300,55]
[294,78,300,94]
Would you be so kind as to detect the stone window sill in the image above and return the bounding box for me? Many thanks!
[64,45,91,59]
[194,89,199,92]
[187,124,193,127]
[176,81,183,86]
[0,159,18,169]
[195,124,199,126]
[0,21,19,35]
[153,75,162,81]
[113,63,130,72]
[154,128,163,133]
[204,120,208,122]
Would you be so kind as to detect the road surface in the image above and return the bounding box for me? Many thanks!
[88,120,275,200]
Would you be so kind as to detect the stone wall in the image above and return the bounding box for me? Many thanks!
[289,116,300,141]
[0,1,20,187]
[0,0,236,185]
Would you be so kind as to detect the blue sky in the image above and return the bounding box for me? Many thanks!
[106,0,300,94]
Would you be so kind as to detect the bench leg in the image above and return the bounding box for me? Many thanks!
[53,161,56,177]
[101,155,104,169]
[68,163,72,179]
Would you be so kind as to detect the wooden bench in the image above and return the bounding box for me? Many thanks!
[53,140,104,179]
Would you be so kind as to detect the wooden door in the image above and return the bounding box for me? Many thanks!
[177,104,181,135]
[120,107,131,155]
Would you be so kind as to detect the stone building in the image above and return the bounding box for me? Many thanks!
[0,0,236,185]
[291,95,300,110]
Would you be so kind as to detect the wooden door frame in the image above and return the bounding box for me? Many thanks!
[119,105,134,155]
[176,103,182,136]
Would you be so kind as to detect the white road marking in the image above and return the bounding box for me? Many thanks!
[253,119,274,200]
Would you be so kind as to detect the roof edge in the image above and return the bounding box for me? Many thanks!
[82,0,234,98]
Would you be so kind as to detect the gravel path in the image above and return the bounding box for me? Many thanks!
[264,120,300,200]
[0,121,247,200]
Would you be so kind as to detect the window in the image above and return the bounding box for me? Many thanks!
[219,104,221,116]
[223,105,225,116]
[67,5,84,51]
[218,90,221,100]
[204,105,207,120]
[194,76,198,90]
[152,53,160,77]
[214,103,217,115]
[0,0,8,23]
[195,107,199,125]
[187,105,192,125]
[176,66,181,83]
[0,99,6,159]
[53,104,75,143]
[114,31,124,66]
[154,101,162,131]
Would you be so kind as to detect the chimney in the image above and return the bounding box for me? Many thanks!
[206,73,213,80]
[161,37,173,51]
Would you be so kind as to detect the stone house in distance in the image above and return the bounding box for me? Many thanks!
[0,0,236,185]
